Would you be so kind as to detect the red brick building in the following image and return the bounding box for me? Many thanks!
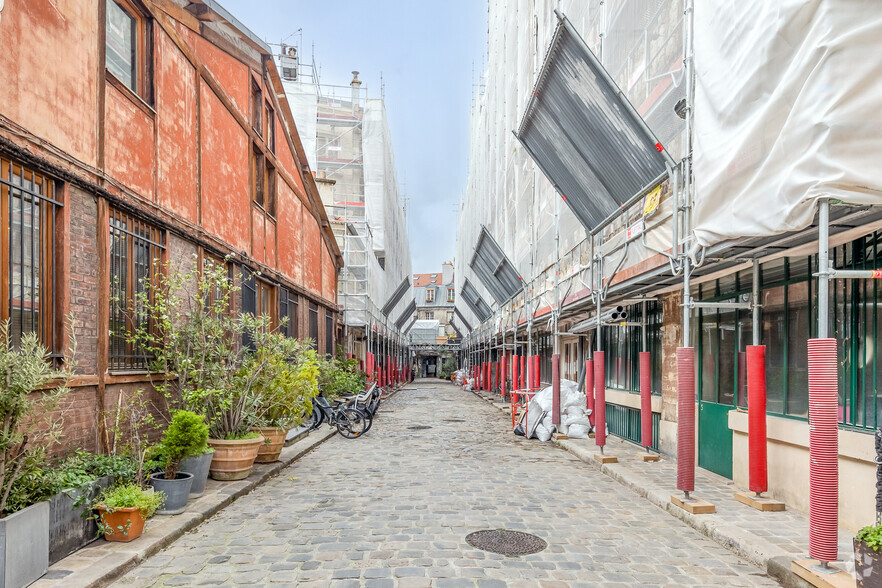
[0,0,342,452]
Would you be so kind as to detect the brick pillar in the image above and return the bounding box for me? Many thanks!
[659,290,682,456]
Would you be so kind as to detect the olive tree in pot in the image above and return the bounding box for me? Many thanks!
[0,321,74,588]
[251,338,319,463]
[150,411,207,514]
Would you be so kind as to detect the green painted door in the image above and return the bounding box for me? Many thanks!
[698,401,733,478]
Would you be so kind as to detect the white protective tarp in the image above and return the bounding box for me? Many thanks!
[692,0,882,248]
[281,80,318,170]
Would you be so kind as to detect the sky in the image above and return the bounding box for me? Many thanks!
[219,0,488,274]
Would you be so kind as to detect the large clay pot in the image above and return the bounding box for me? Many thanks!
[96,506,146,542]
[207,436,264,481]
[855,537,882,588]
[180,451,214,498]
[252,427,288,463]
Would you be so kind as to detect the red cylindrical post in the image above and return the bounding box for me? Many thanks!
[676,347,696,493]
[512,356,519,392]
[520,355,526,390]
[533,355,540,389]
[585,359,595,427]
[594,352,606,446]
[552,354,561,426]
[484,362,490,391]
[501,355,507,396]
[747,346,768,492]
[640,351,652,448]
[808,338,839,563]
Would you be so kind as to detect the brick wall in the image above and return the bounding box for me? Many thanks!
[68,187,99,374]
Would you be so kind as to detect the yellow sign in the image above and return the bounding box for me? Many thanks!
[643,185,661,219]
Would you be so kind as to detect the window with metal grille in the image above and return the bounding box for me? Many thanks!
[0,157,61,354]
[601,301,662,395]
[325,310,333,356]
[279,287,299,339]
[308,302,319,349]
[241,267,257,349]
[109,208,164,370]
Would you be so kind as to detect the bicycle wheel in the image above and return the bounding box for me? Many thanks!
[359,407,374,433]
[307,405,324,431]
[336,408,368,439]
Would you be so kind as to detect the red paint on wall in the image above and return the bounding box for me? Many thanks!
[252,208,266,264]
[155,29,198,222]
[0,1,99,166]
[277,181,303,284]
[199,83,250,252]
[193,33,250,119]
[322,245,336,303]
[302,211,322,293]
[103,85,155,200]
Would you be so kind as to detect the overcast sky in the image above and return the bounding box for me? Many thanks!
[219,0,487,274]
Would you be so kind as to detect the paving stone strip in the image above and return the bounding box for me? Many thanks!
[471,386,856,587]
[106,380,779,587]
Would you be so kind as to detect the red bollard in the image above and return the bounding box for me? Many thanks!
[552,354,561,426]
[808,338,839,563]
[512,356,519,392]
[676,347,696,493]
[520,355,526,390]
[594,352,606,446]
[640,351,652,447]
[747,346,768,493]
[586,359,595,427]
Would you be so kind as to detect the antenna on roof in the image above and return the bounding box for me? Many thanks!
[380,71,385,101]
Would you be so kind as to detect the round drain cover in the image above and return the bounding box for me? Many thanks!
[407,425,432,430]
[465,529,547,556]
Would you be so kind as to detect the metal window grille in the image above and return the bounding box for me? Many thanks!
[0,157,61,353]
[325,310,333,356]
[279,287,299,338]
[606,402,660,450]
[308,302,319,349]
[108,208,163,370]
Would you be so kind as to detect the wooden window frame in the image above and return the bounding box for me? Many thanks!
[264,101,275,153]
[0,157,62,355]
[251,79,262,136]
[104,0,153,104]
[251,144,265,209]
[256,279,277,327]
[425,288,435,303]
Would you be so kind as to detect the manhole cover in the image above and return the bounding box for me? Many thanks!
[407,426,432,430]
[465,529,547,556]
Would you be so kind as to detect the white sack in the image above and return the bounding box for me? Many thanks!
[534,423,553,443]
[568,424,590,439]
[693,0,882,248]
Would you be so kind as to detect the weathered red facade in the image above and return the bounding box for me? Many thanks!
[0,0,342,453]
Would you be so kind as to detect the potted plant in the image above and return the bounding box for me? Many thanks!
[252,337,319,463]
[0,321,74,587]
[180,445,213,499]
[855,524,882,587]
[149,411,207,514]
[93,483,164,542]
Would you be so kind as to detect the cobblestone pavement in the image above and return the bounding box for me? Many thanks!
[114,381,779,587]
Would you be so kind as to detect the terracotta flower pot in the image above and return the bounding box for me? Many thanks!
[207,436,264,481]
[855,538,882,588]
[252,427,289,463]
[96,506,146,542]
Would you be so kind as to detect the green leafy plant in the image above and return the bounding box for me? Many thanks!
[106,389,159,489]
[158,410,208,479]
[94,483,164,537]
[857,525,882,552]
[317,354,366,401]
[0,319,76,515]
[249,336,319,430]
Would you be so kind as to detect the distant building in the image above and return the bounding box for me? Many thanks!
[412,262,458,344]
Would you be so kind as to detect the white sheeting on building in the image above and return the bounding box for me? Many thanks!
[693,0,882,248]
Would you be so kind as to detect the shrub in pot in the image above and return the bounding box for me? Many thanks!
[252,339,319,463]
[93,483,164,542]
[855,524,882,587]
[180,447,213,498]
[0,321,74,587]
[150,411,207,514]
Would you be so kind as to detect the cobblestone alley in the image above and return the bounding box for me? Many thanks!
[114,381,778,587]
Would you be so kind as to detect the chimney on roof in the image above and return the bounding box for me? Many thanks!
[442,261,454,286]
[351,71,362,113]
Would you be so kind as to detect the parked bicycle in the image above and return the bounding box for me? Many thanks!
[350,382,382,417]
[307,395,370,439]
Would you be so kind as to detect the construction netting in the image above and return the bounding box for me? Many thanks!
[282,73,413,341]
[692,0,882,247]
[456,0,686,331]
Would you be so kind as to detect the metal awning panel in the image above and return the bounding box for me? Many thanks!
[394,299,417,329]
[454,306,473,333]
[403,316,418,335]
[382,277,411,316]
[461,279,493,323]
[469,226,523,304]
[515,10,674,234]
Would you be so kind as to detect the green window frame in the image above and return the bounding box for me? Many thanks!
[600,301,662,395]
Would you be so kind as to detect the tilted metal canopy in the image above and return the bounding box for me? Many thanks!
[382,276,411,316]
[469,226,523,304]
[454,306,473,333]
[461,279,493,323]
[515,10,674,234]
[394,299,417,329]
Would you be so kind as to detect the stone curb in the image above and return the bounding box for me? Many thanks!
[39,427,338,588]
[466,386,813,588]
